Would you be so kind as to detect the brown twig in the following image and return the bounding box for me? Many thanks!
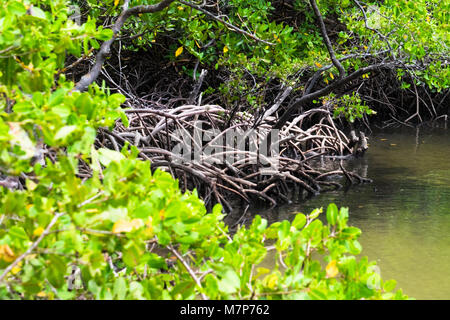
[167,245,208,300]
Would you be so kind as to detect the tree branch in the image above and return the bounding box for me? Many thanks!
[309,0,345,78]
[304,49,390,94]
[352,0,395,59]
[179,1,275,46]
[272,61,400,130]
[167,245,208,300]
[74,0,277,92]
[74,0,176,92]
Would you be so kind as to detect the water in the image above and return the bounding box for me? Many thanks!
[252,127,450,300]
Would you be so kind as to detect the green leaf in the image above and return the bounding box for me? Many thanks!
[134,202,153,219]
[9,226,30,241]
[277,220,290,241]
[308,289,327,300]
[109,93,126,106]
[129,281,145,299]
[341,227,362,239]
[172,280,195,299]
[218,268,240,294]
[147,253,167,270]
[347,239,362,255]
[178,232,200,245]
[55,125,77,141]
[98,148,126,166]
[113,277,128,300]
[29,7,46,20]
[337,207,349,230]
[308,207,322,220]
[383,279,397,292]
[7,2,27,16]
[45,255,66,288]
[204,274,219,299]
[89,38,100,49]
[8,122,35,159]
[292,214,306,230]
[326,203,338,225]
[89,206,128,224]
[123,243,144,268]
[97,28,114,41]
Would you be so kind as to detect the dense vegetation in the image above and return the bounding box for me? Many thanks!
[0,0,448,299]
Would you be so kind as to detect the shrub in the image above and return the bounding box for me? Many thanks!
[0,0,412,300]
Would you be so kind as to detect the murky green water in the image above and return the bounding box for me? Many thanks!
[254,127,450,300]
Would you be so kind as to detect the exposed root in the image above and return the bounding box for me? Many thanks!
[89,103,371,211]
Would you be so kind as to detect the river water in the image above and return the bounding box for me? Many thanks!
[250,126,450,300]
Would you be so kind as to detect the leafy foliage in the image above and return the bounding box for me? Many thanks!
[344,0,450,90]
[2,0,443,300]
[0,0,125,176]
[72,0,449,112]
[0,167,409,300]
[331,92,376,123]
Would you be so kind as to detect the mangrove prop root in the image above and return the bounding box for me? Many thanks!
[86,103,372,211]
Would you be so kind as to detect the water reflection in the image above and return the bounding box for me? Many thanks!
[251,127,450,299]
